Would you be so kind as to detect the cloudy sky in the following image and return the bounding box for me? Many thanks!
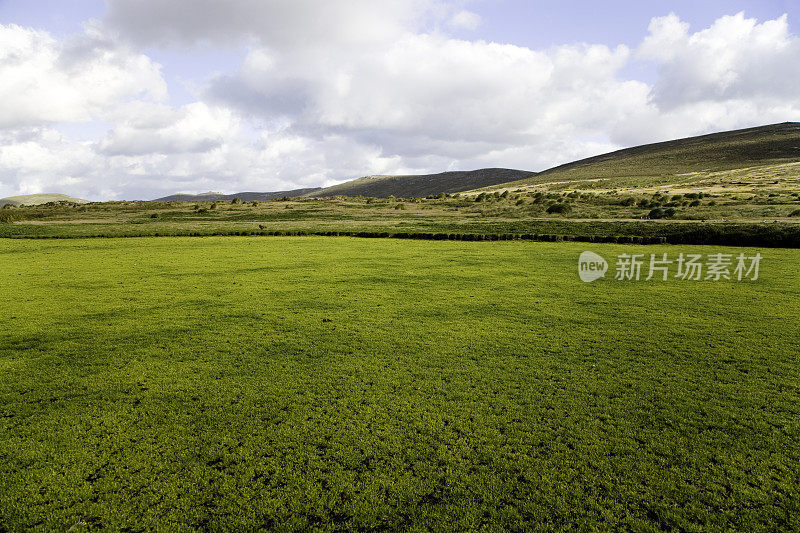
[1,1,799,200]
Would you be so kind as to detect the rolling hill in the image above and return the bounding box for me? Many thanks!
[150,123,799,201]
[154,188,321,202]
[306,168,536,198]
[476,122,800,194]
[0,193,90,207]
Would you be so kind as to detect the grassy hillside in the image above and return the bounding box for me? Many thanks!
[1,237,798,530]
[475,122,800,195]
[154,188,321,202]
[308,168,535,198]
[0,193,89,207]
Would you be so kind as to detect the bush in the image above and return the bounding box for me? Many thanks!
[648,208,666,219]
[790,209,800,217]
[546,203,572,214]
[620,197,636,206]
[689,200,701,207]
[150,213,159,218]
[231,198,241,204]
[210,202,217,209]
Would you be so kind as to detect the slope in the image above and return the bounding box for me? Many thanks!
[0,193,90,207]
[307,168,536,198]
[479,122,800,193]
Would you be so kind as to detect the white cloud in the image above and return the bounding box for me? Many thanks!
[0,127,104,197]
[98,102,241,155]
[209,34,646,162]
[639,12,800,108]
[448,10,481,31]
[0,23,167,129]
[104,0,438,48]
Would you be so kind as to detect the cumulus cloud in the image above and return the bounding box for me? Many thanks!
[98,102,241,155]
[103,0,438,48]
[0,23,167,129]
[448,10,481,31]
[207,34,646,162]
[640,12,800,109]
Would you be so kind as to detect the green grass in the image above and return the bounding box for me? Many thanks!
[1,237,799,531]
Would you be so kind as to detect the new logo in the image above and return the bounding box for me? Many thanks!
[578,251,608,282]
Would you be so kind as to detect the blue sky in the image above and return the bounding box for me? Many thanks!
[1,1,799,199]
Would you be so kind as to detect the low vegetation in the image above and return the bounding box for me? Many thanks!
[1,237,798,530]
[2,191,799,246]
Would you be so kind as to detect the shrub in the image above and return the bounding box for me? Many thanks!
[689,200,701,207]
[150,213,159,218]
[637,199,650,208]
[210,202,217,209]
[546,203,571,214]
[515,199,525,206]
[231,198,241,204]
[620,197,636,206]
[664,207,677,217]
[648,208,666,219]
[790,209,800,217]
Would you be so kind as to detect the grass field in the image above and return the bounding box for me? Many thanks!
[1,237,799,531]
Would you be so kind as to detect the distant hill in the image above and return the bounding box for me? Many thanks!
[307,168,536,198]
[0,193,90,207]
[486,122,800,191]
[154,188,322,202]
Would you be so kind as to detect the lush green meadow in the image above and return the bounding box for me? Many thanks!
[1,237,798,531]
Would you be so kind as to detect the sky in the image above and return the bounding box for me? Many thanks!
[1,1,799,200]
